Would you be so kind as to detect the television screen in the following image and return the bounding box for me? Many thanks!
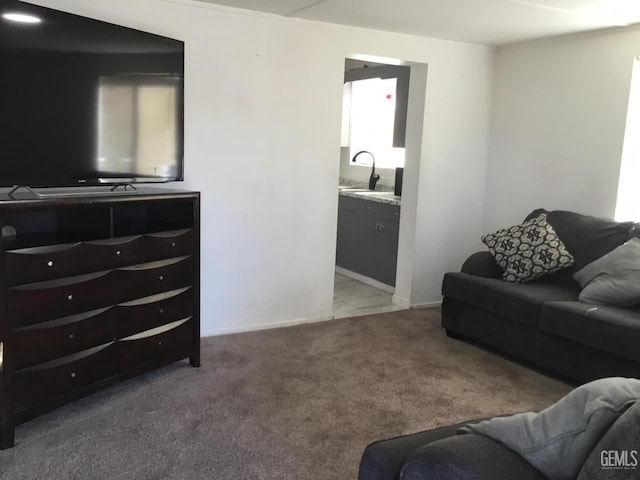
[0,0,184,188]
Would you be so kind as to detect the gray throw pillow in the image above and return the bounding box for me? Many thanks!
[459,377,640,480]
[573,238,640,306]
[481,213,574,283]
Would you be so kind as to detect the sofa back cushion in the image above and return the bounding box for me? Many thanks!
[525,209,637,272]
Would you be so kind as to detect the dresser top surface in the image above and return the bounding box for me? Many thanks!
[0,187,199,209]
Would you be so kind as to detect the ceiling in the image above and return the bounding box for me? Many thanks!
[193,0,640,46]
[2,1,182,53]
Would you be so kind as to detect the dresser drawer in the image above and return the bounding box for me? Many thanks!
[117,318,193,372]
[82,236,145,272]
[7,271,116,328]
[13,307,116,370]
[115,287,193,339]
[115,256,193,303]
[13,342,117,412]
[5,243,83,286]
[144,229,193,261]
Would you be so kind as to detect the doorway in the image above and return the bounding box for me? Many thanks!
[332,57,410,318]
[333,272,402,319]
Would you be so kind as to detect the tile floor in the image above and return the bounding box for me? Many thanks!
[332,272,404,319]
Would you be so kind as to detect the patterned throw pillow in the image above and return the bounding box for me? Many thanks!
[481,213,574,283]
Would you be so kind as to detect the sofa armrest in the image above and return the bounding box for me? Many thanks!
[578,401,640,479]
[460,252,502,279]
[399,434,547,480]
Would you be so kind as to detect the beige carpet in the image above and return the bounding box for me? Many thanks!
[0,308,570,479]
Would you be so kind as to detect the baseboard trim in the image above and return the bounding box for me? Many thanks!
[411,300,443,309]
[392,294,410,308]
[335,267,395,293]
[201,302,441,337]
[202,314,335,337]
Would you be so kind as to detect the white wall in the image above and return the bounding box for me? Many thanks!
[485,27,640,232]
[32,0,493,334]
[409,49,493,305]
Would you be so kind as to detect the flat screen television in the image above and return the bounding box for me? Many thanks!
[0,0,184,189]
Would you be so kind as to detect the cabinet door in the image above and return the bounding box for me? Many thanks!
[353,206,379,280]
[336,195,400,286]
[377,215,400,287]
[336,207,356,271]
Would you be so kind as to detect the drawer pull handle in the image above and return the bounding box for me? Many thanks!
[69,333,75,340]
[47,260,54,267]
[70,372,77,378]
[158,341,163,346]
[158,275,164,281]
[67,294,73,301]
[158,308,164,315]
[115,250,121,256]
[170,242,176,248]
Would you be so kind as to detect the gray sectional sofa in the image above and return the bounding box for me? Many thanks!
[441,208,640,383]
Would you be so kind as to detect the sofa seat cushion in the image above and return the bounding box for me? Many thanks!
[442,272,579,327]
[540,301,640,362]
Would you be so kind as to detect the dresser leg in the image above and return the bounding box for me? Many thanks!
[190,336,200,367]
[189,355,200,368]
[0,425,15,450]
[1,370,16,449]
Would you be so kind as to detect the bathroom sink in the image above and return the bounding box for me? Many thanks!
[339,189,401,204]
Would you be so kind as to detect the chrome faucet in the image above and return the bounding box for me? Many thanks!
[352,150,380,190]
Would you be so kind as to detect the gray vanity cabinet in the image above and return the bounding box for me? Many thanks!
[336,195,400,287]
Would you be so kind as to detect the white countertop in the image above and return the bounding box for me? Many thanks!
[338,187,401,206]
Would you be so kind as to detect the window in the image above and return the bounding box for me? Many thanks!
[341,64,409,170]
[615,57,640,221]
[97,75,180,177]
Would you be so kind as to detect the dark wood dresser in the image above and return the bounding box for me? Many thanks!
[0,188,200,449]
